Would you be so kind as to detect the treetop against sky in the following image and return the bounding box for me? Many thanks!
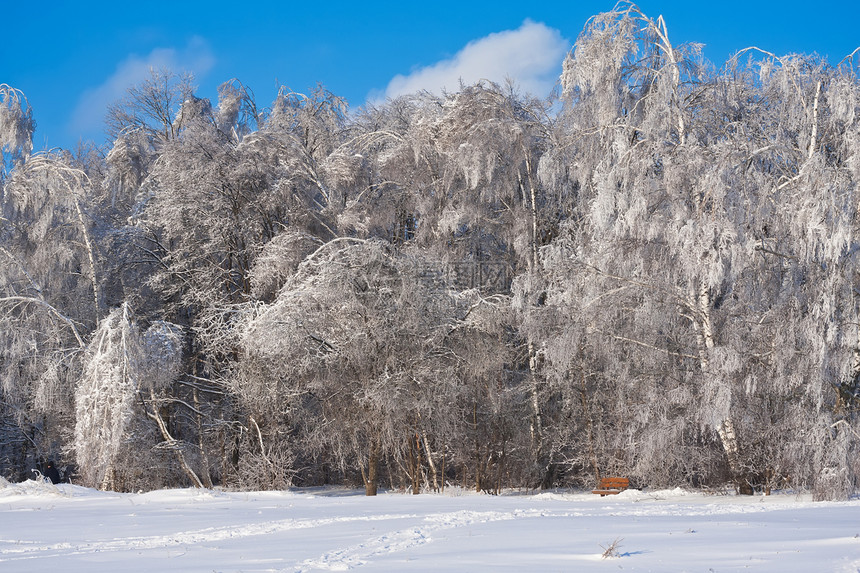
[3,0,857,151]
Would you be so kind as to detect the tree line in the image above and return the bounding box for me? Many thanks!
[2,4,859,498]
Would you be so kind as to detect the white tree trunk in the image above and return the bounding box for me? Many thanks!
[693,282,742,479]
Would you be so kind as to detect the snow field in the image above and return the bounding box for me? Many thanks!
[1,480,859,572]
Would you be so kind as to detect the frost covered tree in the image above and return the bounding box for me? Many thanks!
[0,84,34,174]
[214,79,260,142]
[238,239,461,494]
[344,84,558,484]
[133,81,348,314]
[434,82,556,484]
[106,68,195,143]
[534,2,860,496]
[74,304,140,489]
[537,2,736,486]
[74,303,199,491]
[0,146,103,477]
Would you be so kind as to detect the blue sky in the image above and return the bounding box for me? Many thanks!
[3,1,857,152]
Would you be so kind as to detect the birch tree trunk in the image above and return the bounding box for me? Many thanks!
[691,282,744,490]
[522,155,547,486]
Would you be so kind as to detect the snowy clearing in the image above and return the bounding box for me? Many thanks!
[1,480,859,572]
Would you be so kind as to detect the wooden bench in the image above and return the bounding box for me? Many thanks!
[592,477,629,496]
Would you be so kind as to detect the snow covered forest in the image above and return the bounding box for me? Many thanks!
[2,4,860,499]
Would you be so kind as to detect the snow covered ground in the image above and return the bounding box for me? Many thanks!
[1,479,859,572]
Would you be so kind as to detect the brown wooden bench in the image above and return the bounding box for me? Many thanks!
[592,477,629,496]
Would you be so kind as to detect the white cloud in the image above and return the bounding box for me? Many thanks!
[380,20,568,101]
[70,36,215,136]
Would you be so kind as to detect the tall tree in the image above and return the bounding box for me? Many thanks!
[106,68,195,144]
[536,2,860,496]
[1,149,102,477]
[238,239,460,494]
